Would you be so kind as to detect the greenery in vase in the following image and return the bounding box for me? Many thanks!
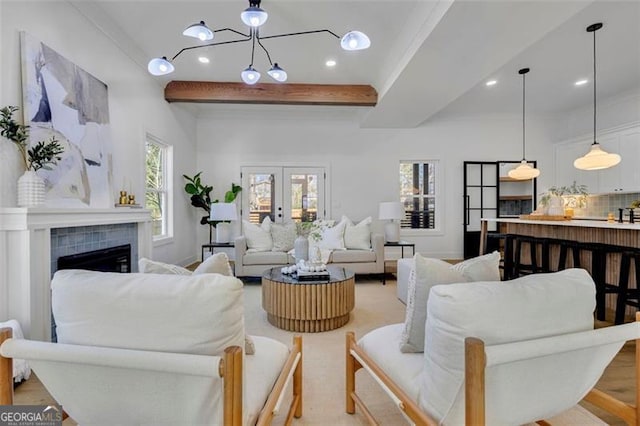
[539,181,589,208]
[183,172,242,226]
[0,106,63,171]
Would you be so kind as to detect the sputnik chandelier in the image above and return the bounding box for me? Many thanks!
[147,0,371,84]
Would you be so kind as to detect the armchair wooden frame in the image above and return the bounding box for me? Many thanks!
[346,314,640,426]
[0,329,303,426]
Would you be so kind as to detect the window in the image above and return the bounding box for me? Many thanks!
[399,161,440,231]
[145,135,173,240]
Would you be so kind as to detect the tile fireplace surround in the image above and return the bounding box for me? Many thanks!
[0,208,152,341]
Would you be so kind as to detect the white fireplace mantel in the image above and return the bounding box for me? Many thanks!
[0,207,152,340]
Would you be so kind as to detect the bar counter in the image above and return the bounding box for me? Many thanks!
[480,218,640,322]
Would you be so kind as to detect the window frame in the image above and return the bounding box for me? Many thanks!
[145,134,174,244]
[399,159,443,236]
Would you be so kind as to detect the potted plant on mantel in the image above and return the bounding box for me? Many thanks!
[183,172,242,242]
[0,106,64,207]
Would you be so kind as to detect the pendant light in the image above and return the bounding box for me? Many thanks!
[574,22,621,170]
[508,68,540,180]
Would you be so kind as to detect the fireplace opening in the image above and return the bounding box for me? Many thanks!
[57,244,131,273]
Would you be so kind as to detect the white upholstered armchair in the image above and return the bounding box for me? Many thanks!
[346,268,640,425]
[0,270,302,425]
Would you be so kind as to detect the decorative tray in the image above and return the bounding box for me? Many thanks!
[519,214,571,221]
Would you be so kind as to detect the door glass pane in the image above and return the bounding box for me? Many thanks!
[289,173,319,223]
[248,173,275,224]
[467,187,481,208]
[483,187,497,207]
[466,164,482,185]
[482,164,497,186]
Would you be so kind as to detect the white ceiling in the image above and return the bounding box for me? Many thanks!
[78,0,640,128]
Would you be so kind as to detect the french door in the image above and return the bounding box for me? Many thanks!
[463,162,498,259]
[241,166,326,224]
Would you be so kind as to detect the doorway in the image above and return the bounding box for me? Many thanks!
[240,166,326,224]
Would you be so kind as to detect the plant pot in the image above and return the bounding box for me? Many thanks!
[17,170,45,207]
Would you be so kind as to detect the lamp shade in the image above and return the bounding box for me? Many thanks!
[241,66,261,84]
[209,203,238,221]
[574,143,621,170]
[267,63,288,82]
[378,202,404,220]
[340,31,371,51]
[241,6,268,27]
[147,57,174,76]
[183,21,214,41]
[508,160,540,180]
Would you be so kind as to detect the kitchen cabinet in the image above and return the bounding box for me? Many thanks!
[598,129,640,193]
[553,124,640,194]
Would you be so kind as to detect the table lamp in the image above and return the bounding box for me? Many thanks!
[378,201,404,243]
[210,202,238,243]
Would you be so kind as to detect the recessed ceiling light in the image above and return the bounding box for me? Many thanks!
[198,56,210,64]
[485,80,497,87]
[325,59,337,67]
[575,79,588,86]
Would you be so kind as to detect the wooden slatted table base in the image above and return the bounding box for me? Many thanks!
[262,275,355,332]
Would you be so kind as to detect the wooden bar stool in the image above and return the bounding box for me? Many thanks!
[614,249,640,324]
[511,235,551,278]
[557,240,582,270]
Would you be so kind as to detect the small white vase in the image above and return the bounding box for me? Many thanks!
[547,195,565,216]
[17,170,45,207]
[294,235,309,261]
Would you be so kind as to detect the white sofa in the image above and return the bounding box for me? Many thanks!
[234,233,385,277]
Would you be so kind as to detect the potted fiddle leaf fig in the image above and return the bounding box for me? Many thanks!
[0,105,64,206]
[183,172,242,240]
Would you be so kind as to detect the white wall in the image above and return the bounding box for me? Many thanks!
[196,107,556,259]
[0,1,198,266]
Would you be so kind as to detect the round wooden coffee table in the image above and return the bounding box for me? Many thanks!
[261,266,355,332]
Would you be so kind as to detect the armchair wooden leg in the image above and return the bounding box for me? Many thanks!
[0,328,13,406]
[293,335,303,418]
[223,345,243,426]
[465,337,486,426]
[346,331,360,414]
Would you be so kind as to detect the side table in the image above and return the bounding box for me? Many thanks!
[384,241,416,258]
[201,242,234,262]
[383,241,416,285]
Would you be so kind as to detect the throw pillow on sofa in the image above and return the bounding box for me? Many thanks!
[342,215,372,250]
[318,219,347,250]
[193,252,234,276]
[399,251,501,353]
[271,222,297,252]
[138,258,191,275]
[242,216,273,252]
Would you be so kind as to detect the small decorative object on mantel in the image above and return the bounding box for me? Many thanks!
[114,190,141,208]
[0,106,64,207]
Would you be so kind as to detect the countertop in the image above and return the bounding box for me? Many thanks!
[482,217,640,230]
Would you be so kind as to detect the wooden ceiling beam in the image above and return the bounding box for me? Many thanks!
[164,81,377,106]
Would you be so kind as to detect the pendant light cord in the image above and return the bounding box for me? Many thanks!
[522,71,526,160]
[592,28,597,145]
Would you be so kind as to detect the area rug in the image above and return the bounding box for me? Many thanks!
[243,278,607,425]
